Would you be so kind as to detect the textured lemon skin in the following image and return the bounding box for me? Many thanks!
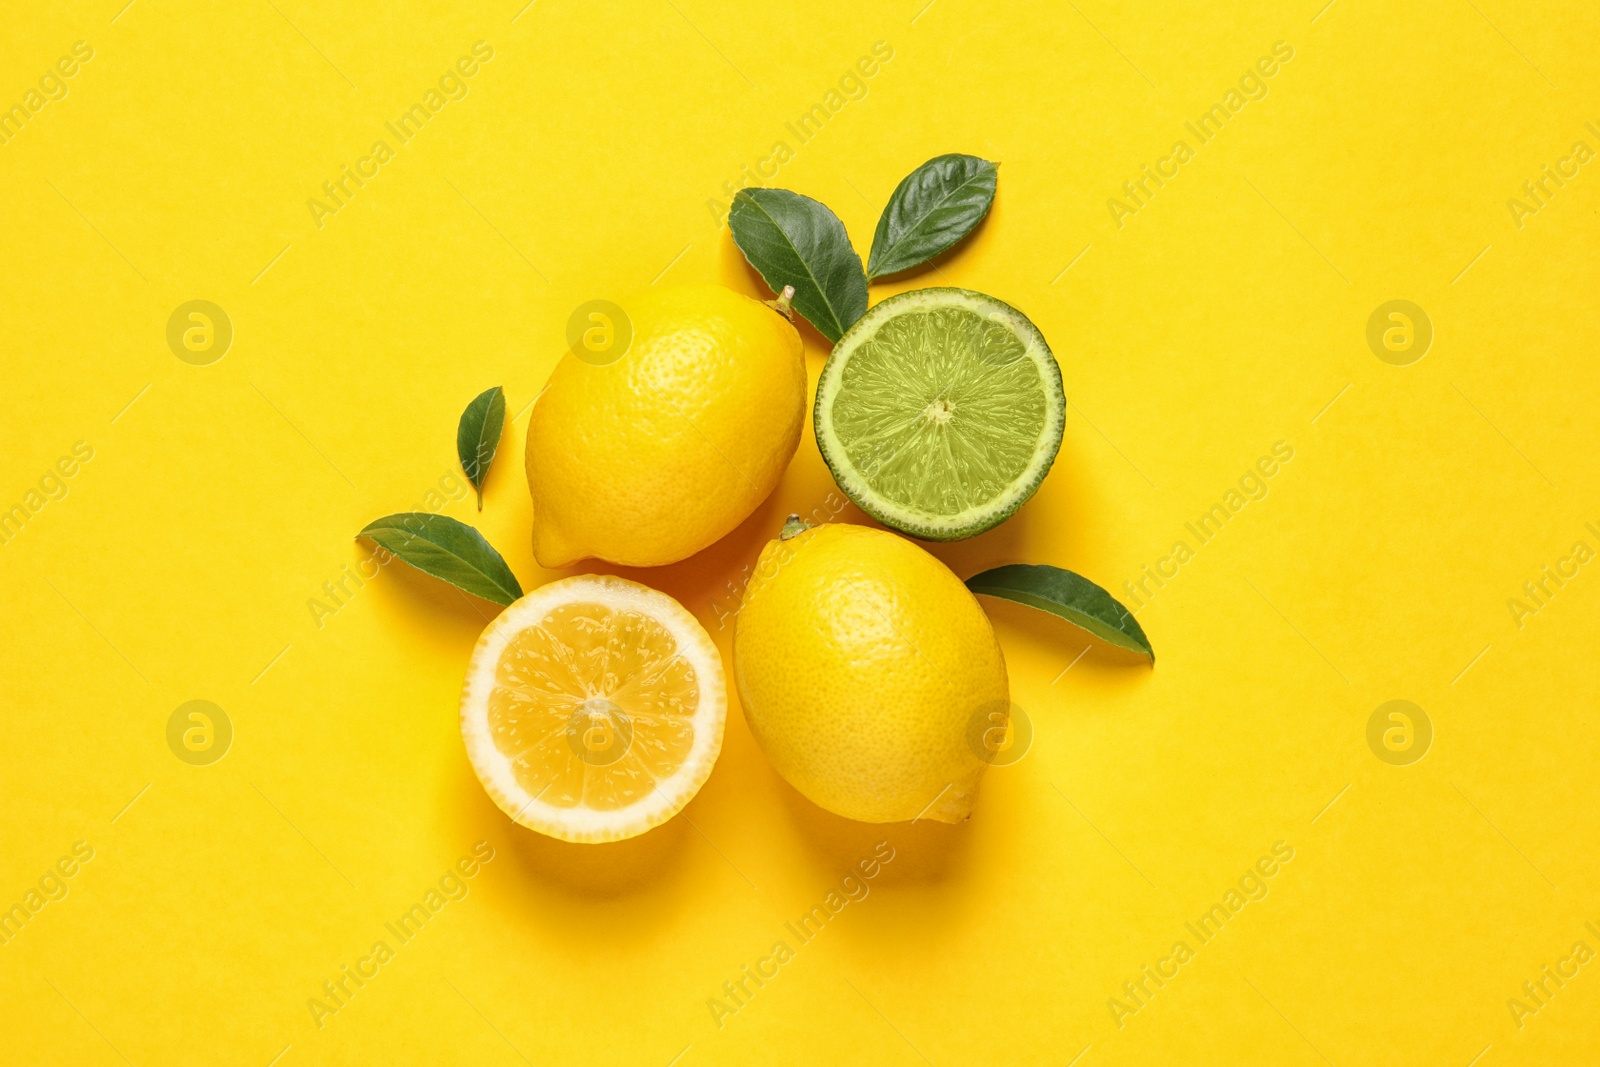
[733,523,1009,823]
[527,284,805,568]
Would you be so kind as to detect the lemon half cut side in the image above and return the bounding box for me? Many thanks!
[461,575,726,843]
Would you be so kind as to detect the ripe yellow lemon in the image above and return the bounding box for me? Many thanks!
[733,521,1009,823]
[460,575,726,843]
[526,284,805,568]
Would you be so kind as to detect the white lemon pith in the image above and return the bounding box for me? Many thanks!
[526,283,805,568]
[733,523,1010,824]
[461,575,726,843]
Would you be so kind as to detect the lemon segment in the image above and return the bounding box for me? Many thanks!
[461,575,725,842]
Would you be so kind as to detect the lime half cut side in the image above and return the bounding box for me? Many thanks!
[814,287,1065,541]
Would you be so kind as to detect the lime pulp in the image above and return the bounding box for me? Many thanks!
[813,287,1065,540]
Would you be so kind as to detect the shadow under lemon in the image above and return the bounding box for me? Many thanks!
[550,414,842,633]
[585,491,802,625]
[609,383,1093,635]
[445,756,702,950]
[765,762,976,890]
[502,806,692,899]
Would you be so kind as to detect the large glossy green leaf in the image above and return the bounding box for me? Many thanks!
[358,512,522,606]
[967,564,1153,662]
[867,154,997,280]
[728,187,868,342]
[456,385,506,511]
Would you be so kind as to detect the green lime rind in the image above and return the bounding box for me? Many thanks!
[813,287,1065,541]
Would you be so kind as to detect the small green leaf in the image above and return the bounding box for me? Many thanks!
[728,187,868,342]
[358,513,523,606]
[456,386,506,511]
[966,564,1153,662]
[867,154,998,280]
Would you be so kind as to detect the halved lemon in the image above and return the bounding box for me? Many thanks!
[460,575,726,843]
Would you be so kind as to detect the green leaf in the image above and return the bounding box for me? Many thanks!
[728,187,868,342]
[358,513,523,606]
[456,386,506,511]
[966,564,1153,662]
[867,154,998,280]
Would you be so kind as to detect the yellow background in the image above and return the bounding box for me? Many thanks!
[3,0,1598,1063]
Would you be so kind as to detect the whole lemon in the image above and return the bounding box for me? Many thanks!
[733,521,1010,823]
[527,284,805,568]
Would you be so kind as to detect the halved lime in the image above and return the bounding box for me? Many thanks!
[814,288,1065,541]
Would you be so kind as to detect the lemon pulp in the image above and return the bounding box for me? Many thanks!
[488,603,700,811]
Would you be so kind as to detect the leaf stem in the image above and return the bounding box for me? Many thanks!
[765,284,797,322]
